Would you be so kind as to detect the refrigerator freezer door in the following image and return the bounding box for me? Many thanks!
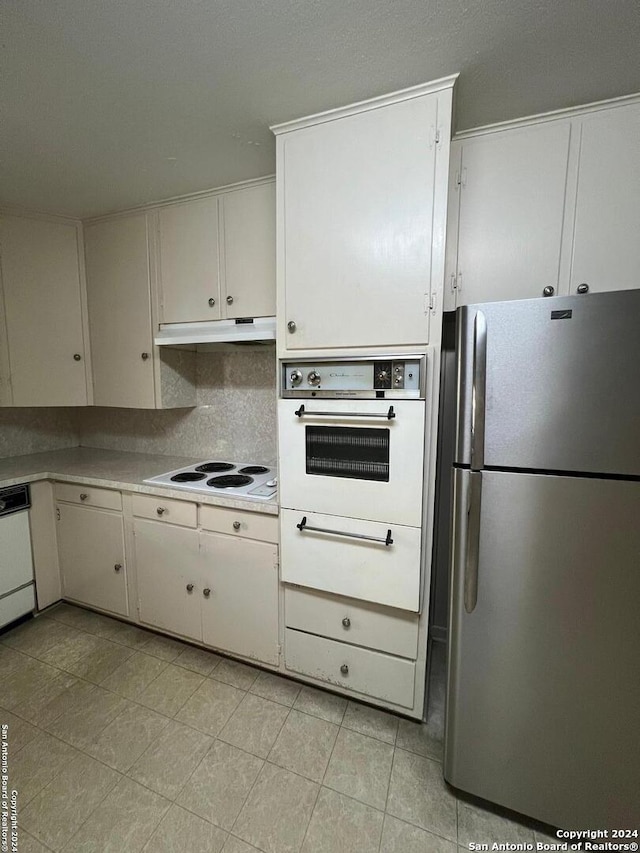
[446,468,640,828]
[455,289,640,475]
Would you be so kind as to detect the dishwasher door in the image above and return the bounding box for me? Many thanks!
[0,510,35,627]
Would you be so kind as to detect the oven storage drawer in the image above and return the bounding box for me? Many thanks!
[54,483,122,511]
[278,398,426,527]
[284,586,419,659]
[285,628,416,709]
[200,505,278,543]
[280,508,421,611]
[132,494,197,527]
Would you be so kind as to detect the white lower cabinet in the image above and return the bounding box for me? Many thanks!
[57,503,128,617]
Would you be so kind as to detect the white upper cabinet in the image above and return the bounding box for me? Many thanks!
[274,78,456,351]
[0,215,90,406]
[446,121,572,309]
[570,103,640,295]
[221,182,276,319]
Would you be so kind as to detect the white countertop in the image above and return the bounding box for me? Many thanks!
[0,447,279,515]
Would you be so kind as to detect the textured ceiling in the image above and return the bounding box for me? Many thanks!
[1,0,639,218]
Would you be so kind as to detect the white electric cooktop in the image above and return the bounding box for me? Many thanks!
[144,461,277,501]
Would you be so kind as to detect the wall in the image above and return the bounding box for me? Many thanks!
[75,345,277,464]
[0,408,78,459]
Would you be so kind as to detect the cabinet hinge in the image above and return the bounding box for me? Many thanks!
[273,553,280,570]
[428,293,437,313]
[435,128,441,146]
[456,167,467,189]
[450,273,460,292]
[56,507,61,521]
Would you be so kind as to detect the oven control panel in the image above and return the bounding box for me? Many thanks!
[281,356,425,398]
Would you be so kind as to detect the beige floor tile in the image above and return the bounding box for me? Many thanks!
[178,739,263,830]
[457,800,535,847]
[233,762,318,853]
[219,693,289,758]
[323,727,393,810]
[140,633,187,661]
[212,658,260,690]
[100,650,168,699]
[10,671,78,727]
[39,630,106,670]
[86,702,170,772]
[223,836,261,852]
[64,637,134,683]
[10,732,80,806]
[396,717,444,761]
[19,751,120,851]
[386,749,457,842]
[45,684,131,749]
[0,709,38,753]
[144,803,228,852]
[1,656,60,710]
[63,776,170,852]
[293,685,347,725]
[0,645,27,681]
[14,829,50,853]
[268,709,338,782]
[45,603,111,634]
[381,814,458,853]
[129,719,213,800]
[92,617,154,648]
[136,663,204,716]
[250,671,301,707]
[175,678,244,736]
[342,701,399,745]
[29,679,94,731]
[302,786,383,853]
[174,645,222,676]
[2,617,77,659]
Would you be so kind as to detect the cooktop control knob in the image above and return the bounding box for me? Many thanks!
[377,369,389,383]
[307,370,321,386]
[289,369,303,387]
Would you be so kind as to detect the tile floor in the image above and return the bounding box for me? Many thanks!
[0,604,547,852]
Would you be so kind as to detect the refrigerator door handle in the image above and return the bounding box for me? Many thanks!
[470,310,487,470]
[464,471,482,613]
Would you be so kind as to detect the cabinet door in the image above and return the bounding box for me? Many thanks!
[221,183,276,319]
[570,103,640,295]
[57,504,127,616]
[452,121,571,307]
[200,532,279,665]
[281,95,437,349]
[134,519,201,641]
[158,197,221,323]
[84,213,156,408]
[0,216,88,406]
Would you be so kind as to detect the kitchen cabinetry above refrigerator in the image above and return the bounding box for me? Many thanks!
[445,97,640,309]
[272,76,456,353]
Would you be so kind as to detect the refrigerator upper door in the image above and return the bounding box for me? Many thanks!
[445,468,640,828]
[455,289,640,475]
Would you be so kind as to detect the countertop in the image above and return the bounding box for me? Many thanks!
[0,447,279,515]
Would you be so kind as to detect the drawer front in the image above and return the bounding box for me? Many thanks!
[132,493,197,527]
[0,584,35,630]
[285,628,415,709]
[285,586,419,659]
[55,483,122,511]
[281,508,421,611]
[200,505,278,543]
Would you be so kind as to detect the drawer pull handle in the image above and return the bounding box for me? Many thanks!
[342,617,351,629]
[294,404,395,420]
[203,588,211,598]
[296,516,393,547]
[156,507,166,516]
[233,521,241,530]
[80,493,89,501]
[114,563,122,573]
[186,583,194,592]
[340,664,349,676]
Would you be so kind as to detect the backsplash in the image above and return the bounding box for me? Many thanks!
[75,345,277,464]
[0,408,78,459]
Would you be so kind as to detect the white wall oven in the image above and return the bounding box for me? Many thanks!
[278,355,428,611]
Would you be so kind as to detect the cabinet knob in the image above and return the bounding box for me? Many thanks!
[73,353,82,361]
[141,352,150,360]
[226,295,234,305]
[342,617,351,629]
[577,283,590,294]
[114,563,122,573]
[340,664,349,676]
[208,298,216,307]
[156,506,166,516]
[287,320,296,333]
[186,583,194,592]
[203,588,211,598]
[233,521,241,531]
[542,286,555,297]
[80,493,89,501]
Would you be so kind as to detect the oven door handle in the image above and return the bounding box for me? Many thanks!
[294,404,396,420]
[296,516,394,546]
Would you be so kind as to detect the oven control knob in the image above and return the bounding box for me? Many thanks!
[289,369,303,387]
[377,370,389,383]
[307,371,321,386]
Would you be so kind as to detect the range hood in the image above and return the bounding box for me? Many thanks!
[155,317,276,346]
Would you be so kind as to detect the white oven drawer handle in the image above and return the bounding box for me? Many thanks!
[296,516,394,546]
[294,404,396,420]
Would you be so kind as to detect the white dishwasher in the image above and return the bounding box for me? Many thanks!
[0,484,35,629]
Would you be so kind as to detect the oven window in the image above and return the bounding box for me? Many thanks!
[305,426,390,481]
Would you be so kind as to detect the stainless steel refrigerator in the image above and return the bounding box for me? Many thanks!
[444,289,640,829]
